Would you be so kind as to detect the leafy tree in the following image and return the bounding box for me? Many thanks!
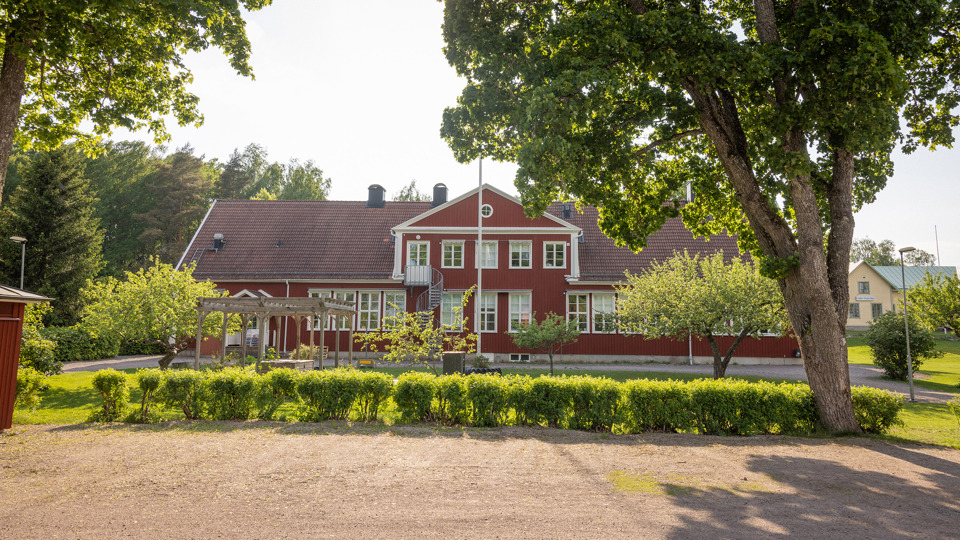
[80,260,234,369]
[851,237,937,266]
[249,187,278,201]
[509,311,581,376]
[617,252,788,379]
[0,0,271,203]
[213,143,270,200]
[18,302,58,375]
[865,311,942,380]
[0,146,104,324]
[440,1,960,432]
[278,159,331,201]
[393,180,430,202]
[910,272,960,339]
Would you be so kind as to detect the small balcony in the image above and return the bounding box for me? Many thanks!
[404,264,433,286]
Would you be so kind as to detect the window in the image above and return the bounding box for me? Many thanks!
[568,294,588,331]
[442,241,464,268]
[358,292,380,331]
[441,292,464,330]
[510,241,532,269]
[509,293,532,331]
[858,281,870,294]
[592,293,616,333]
[509,353,531,362]
[871,303,883,319]
[544,242,566,269]
[481,204,493,217]
[334,291,356,328]
[849,303,861,319]
[384,291,406,318]
[408,241,428,266]
[479,292,496,333]
[309,290,331,329]
[477,241,498,269]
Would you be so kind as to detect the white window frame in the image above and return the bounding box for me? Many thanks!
[871,303,883,319]
[858,281,870,294]
[509,292,532,331]
[510,241,532,269]
[567,293,589,331]
[408,241,429,266]
[308,290,331,329]
[442,241,464,269]
[480,204,493,218]
[476,241,498,269]
[357,291,381,331]
[383,291,406,322]
[479,292,497,333]
[849,303,861,319]
[441,292,464,330]
[332,290,356,329]
[543,241,566,269]
[591,293,616,334]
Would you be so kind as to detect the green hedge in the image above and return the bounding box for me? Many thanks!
[88,369,904,436]
[42,326,120,363]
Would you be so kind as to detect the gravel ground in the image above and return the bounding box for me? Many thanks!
[63,355,955,403]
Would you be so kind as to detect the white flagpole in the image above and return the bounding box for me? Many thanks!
[476,158,483,360]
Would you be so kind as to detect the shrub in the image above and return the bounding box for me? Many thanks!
[127,369,164,423]
[356,371,394,422]
[466,374,508,427]
[865,311,943,380]
[20,304,59,375]
[119,339,167,355]
[622,379,693,433]
[160,369,208,420]
[205,368,259,420]
[42,326,120,363]
[256,368,301,420]
[504,375,535,426]
[851,386,904,434]
[295,369,363,422]
[290,343,322,360]
[568,376,622,432]
[88,369,129,422]
[14,366,46,410]
[949,396,960,430]
[525,376,573,428]
[436,374,469,425]
[393,372,436,423]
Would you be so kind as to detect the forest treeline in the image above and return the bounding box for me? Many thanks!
[0,141,332,325]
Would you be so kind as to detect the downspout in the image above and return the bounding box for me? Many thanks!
[283,279,290,354]
[688,332,693,365]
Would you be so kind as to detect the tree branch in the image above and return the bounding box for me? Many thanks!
[635,129,704,155]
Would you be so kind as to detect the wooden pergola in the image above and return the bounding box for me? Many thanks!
[195,296,357,370]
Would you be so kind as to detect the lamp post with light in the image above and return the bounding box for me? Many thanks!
[899,246,916,402]
[9,236,25,289]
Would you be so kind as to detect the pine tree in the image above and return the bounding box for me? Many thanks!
[0,146,104,325]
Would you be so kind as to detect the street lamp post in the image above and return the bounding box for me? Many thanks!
[899,246,916,402]
[9,236,25,290]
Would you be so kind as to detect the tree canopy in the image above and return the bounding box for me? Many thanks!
[909,271,960,340]
[0,0,272,201]
[392,180,430,202]
[510,311,581,375]
[851,237,937,266]
[617,251,789,379]
[440,0,960,431]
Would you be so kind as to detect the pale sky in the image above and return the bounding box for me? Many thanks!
[121,1,959,266]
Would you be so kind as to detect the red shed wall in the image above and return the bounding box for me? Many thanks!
[0,301,26,430]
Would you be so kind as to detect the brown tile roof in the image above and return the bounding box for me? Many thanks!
[545,203,742,281]
[183,197,742,282]
[183,200,430,281]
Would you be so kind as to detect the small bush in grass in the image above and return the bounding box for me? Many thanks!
[295,369,362,422]
[126,369,163,423]
[356,371,394,422]
[256,368,301,420]
[622,379,693,433]
[466,374,508,427]
[14,366,46,410]
[393,372,436,423]
[865,311,942,380]
[160,369,208,420]
[205,368,258,420]
[436,374,469,425]
[88,369,129,422]
[949,396,960,429]
[851,386,904,434]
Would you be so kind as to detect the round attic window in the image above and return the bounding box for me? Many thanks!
[481,204,493,218]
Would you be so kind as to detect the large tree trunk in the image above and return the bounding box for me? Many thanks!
[0,30,30,204]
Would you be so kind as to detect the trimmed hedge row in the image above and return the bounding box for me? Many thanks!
[90,369,904,435]
[41,326,120,363]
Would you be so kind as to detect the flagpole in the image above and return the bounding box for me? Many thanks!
[476,158,483,360]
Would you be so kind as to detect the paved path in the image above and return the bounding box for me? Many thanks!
[62,355,956,404]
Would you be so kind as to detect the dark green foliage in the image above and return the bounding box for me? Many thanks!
[118,339,167,356]
[851,386,905,434]
[88,369,128,422]
[18,303,60,375]
[393,372,437,423]
[127,369,163,424]
[865,311,943,380]
[42,326,119,363]
[14,366,45,410]
[466,375,508,427]
[295,369,363,422]
[256,369,301,421]
[205,368,258,421]
[0,146,104,325]
[356,371,394,422]
[159,369,208,420]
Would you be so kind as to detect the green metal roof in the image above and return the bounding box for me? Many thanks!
[869,265,957,291]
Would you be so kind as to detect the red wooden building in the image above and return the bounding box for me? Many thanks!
[179,184,799,364]
[0,286,52,431]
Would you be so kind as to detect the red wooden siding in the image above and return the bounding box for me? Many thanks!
[408,191,562,229]
[0,301,25,430]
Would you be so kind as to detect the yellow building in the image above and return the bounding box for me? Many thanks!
[846,262,957,331]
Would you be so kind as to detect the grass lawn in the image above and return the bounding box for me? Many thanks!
[847,333,960,394]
